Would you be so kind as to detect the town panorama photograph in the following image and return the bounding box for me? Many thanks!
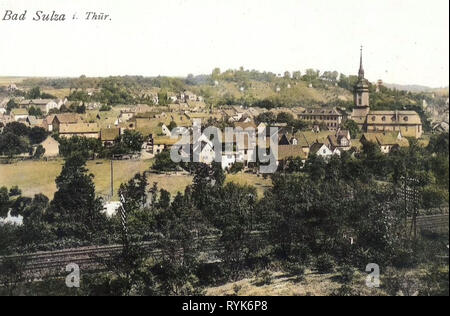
[0,0,448,305]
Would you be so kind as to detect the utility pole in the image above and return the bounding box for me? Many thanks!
[119,194,129,251]
[401,176,420,240]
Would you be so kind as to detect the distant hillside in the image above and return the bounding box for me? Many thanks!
[384,83,449,94]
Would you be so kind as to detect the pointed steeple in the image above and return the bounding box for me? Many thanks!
[358,45,365,79]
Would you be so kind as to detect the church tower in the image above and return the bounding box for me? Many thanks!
[354,46,370,108]
[351,46,371,129]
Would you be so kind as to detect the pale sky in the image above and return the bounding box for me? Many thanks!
[0,0,448,87]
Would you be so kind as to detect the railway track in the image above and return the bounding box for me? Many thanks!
[409,214,449,233]
[1,236,223,275]
[1,215,447,275]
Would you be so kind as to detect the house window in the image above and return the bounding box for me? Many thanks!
[382,116,386,121]
[404,116,408,122]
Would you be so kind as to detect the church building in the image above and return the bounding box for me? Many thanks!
[351,47,423,139]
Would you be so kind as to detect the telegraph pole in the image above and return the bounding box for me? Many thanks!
[119,194,129,251]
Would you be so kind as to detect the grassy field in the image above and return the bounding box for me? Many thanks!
[206,269,383,296]
[226,173,272,198]
[0,160,272,200]
[0,159,151,199]
[0,77,27,86]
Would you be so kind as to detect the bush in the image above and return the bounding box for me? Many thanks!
[315,254,336,274]
[282,260,306,281]
[229,162,244,174]
[254,270,273,286]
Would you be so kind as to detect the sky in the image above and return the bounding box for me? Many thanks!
[0,0,448,87]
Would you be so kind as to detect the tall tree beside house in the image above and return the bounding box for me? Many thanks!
[0,133,30,157]
[121,130,144,153]
[28,107,43,117]
[6,99,17,114]
[342,119,360,139]
[152,149,179,172]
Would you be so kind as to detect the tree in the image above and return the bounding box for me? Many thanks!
[3,122,29,137]
[29,127,47,144]
[27,87,41,99]
[0,186,10,218]
[118,173,149,213]
[276,112,294,125]
[168,120,177,131]
[33,145,46,159]
[121,130,144,153]
[153,149,179,172]
[153,190,206,295]
[28,106,43,117]
[342,120,360,139]
[256,112,276,125]
[0,133,30,157]
[6,99,17,113]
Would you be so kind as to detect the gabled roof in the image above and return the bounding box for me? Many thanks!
[60,123,100,134]
[234,121,257,130]
[367,111,422,125]
[11,108,28,116]
[100,128,121,141]
[309,142,330,155]
[277,145,307,161]
[361,132,408,147]
[300,107,342,116]
[54,113,80,124]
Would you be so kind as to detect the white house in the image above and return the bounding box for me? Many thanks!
[309,142,334,159]
[221,152,236,170]
[11,108,28,121]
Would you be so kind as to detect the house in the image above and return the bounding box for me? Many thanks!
[42,115,56,132]
[360,132,409,154]
[59,123,100,138]
[221,152,236,170]
[40,136,60,157]
[19,99,59,114]
[234,121,257,131]
[151,136,182,155]
[277,145,308,165]
[167,93,178,103]
[26,116,43,128]
[193,138,216,165]
[183,91,198,102]
[279,132,311,156]
[52,113,80,132]
[11,108,28,121]
[7,84,18,92]
[100,127,121,146]
[298,107,345,130]
[327,130,352,151]
[309,142,335,158]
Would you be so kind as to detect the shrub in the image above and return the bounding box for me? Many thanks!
[282,261,306,281]
[254,270,273,286]
[315,254,336,274]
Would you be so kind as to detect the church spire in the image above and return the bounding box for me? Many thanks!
[358,45,365,79]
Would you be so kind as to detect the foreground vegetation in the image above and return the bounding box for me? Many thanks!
[0,132,448,296]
